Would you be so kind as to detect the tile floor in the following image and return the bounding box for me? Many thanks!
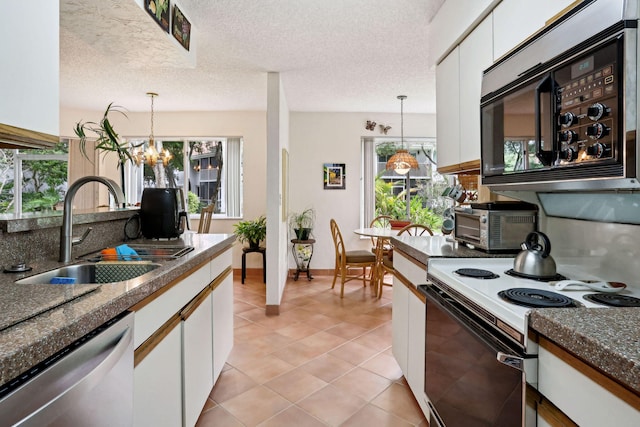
[195,273,428,427]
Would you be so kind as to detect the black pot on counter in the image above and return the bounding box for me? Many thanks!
[139,188,188,239]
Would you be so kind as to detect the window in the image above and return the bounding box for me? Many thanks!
[126,137,242,218]
[362,137,449,230]
[0,142,69,215]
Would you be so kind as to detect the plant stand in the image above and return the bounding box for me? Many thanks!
[241,246,266,284]
[291,239,315,281]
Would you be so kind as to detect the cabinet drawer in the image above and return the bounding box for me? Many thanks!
[134,261,211,348]
[393,251,426,287]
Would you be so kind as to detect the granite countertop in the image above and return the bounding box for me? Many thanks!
[0,232,235,387]
[391,234,512,265]
[529,309,640,394]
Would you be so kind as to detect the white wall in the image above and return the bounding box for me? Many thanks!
[289,111,436,270]
[60,107,267,269]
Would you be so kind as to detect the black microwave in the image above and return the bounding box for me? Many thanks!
[480,0,640,192]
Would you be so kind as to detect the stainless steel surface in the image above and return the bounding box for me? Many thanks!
[513,232,557,278]
[80,244,194,262]
[15,262,161,285]
[0,312,134,426]
[59,176,125,263]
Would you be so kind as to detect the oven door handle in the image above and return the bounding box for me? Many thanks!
[497,351,524,372]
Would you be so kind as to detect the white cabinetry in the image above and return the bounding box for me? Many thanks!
[133,246,233,427]
[538,336,640,426]
[0,1,59,148]
[435,48,461,171]
[391,250,429,418]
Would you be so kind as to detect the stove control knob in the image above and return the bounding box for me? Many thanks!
[559,130,578,143]
[586,123,609,139]
[559,147,577,162]
[587,103,609,121]
[586,143,606,158]
[559,112,577,128]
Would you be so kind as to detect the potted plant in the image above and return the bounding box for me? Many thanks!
[289,208,315,240]
[74,103,135,201]
[233,215,267,248]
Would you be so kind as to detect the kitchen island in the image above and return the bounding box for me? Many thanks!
[0,231,235,423]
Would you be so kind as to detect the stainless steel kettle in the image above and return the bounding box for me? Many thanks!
[513,231,557,279]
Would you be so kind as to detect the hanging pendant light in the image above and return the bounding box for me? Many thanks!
[134,92,172,167]
[386,95,418,175]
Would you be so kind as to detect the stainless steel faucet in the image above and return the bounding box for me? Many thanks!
[59,176,125,262]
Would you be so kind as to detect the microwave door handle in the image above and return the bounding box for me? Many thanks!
[534,74,555,166]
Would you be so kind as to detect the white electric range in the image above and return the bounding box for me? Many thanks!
[426,257,640,353]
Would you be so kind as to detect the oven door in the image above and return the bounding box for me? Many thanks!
[422,284,535,426]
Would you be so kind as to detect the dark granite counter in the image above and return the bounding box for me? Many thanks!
[391,234,511,265]
[529,309,640,395]
[0,232,235,386]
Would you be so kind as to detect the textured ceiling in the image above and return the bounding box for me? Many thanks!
[60,0,445,114]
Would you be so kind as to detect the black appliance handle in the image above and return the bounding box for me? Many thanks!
[534,73,555,166]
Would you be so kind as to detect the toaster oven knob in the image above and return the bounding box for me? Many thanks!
[559,147,577,161]
[480,215,487,224]
[558,112,577,128]
[559,130,578,143]
[586,143,606,158]
[587,102,609,121]
[586,123,609,139]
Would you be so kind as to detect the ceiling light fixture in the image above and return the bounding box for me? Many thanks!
[385,95,418,175]
[134,92,172,167]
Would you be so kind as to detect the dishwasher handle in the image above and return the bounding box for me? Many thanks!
[497,351,524,372]
[1,313,133,427]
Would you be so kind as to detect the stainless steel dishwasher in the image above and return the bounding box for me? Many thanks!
[0,311,134,426]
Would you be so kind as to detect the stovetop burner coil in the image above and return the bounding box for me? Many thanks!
[504,269,567,282]
[583,293,640,307]
[498,288,579,308]
[454,268,499,279]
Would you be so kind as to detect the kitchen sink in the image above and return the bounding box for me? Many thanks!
[15,262,162,285]
[80,244,194,262]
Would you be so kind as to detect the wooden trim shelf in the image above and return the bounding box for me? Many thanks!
[0,123,59,149]
[437,159,481,175]
[134,313,181,367]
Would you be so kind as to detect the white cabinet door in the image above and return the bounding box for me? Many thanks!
[134,321,182,427]
[182,290,214,427]
[493,0,577,60]
[458,16,493,165]
[392,276,409,376]
[436,47,461,170]
[0,1,59,142]
[212,271,234,383]
[406,291,426,398]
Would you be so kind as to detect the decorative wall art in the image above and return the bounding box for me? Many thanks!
[323,163,346,190]
[145,0,170,33]
[172,4,191,50]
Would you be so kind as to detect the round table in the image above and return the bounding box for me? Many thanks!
[353,227,399,238]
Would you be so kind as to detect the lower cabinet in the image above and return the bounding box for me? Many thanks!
[391,250,429,418]
[133,247,233,427]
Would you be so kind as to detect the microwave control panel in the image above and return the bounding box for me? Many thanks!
[554,41,618,166]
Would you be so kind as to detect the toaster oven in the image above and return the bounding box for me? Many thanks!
[454,201,538,252]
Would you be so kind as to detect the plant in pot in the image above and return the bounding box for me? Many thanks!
[233,215,267,248]
[289,208,315,240]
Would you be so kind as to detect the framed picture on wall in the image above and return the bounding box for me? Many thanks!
[172,4,191,50]
[145,0,170,33]
[323,163,346,190]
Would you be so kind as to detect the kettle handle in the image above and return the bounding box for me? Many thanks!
[526,232,551,258]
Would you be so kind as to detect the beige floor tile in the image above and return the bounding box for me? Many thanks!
[257,405,327,427]
[328,340,381,366]
[299,331,348,354]
[265,368,328,403]
[331,367,392,402]
[352,328,393,353]
[234,300,257,314]
[195,405,245,427]
[360,352,404,381]
[209,367,257,403]
[371,382,427,425]
[297,384,367,426]
[234,322,273,341]
[299,353,355,382]
[275,322,322,340]
[221,385,292,427]
[233,315,252,329]
[272,341,326,367]
[341,403,414,427]
[324,322,369,340]
[235,353,296,384]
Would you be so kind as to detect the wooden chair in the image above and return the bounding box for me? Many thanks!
[198,204,215,233]
[373,237,395,299]
[330,219,376,298]
[368,215,393,253]
[397,223,434,237]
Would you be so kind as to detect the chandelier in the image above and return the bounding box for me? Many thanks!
[133,92,172,167]
[385,95,418,175]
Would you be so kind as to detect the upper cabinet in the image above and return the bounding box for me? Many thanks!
[434,0,579,173]
[0,1,59,149]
